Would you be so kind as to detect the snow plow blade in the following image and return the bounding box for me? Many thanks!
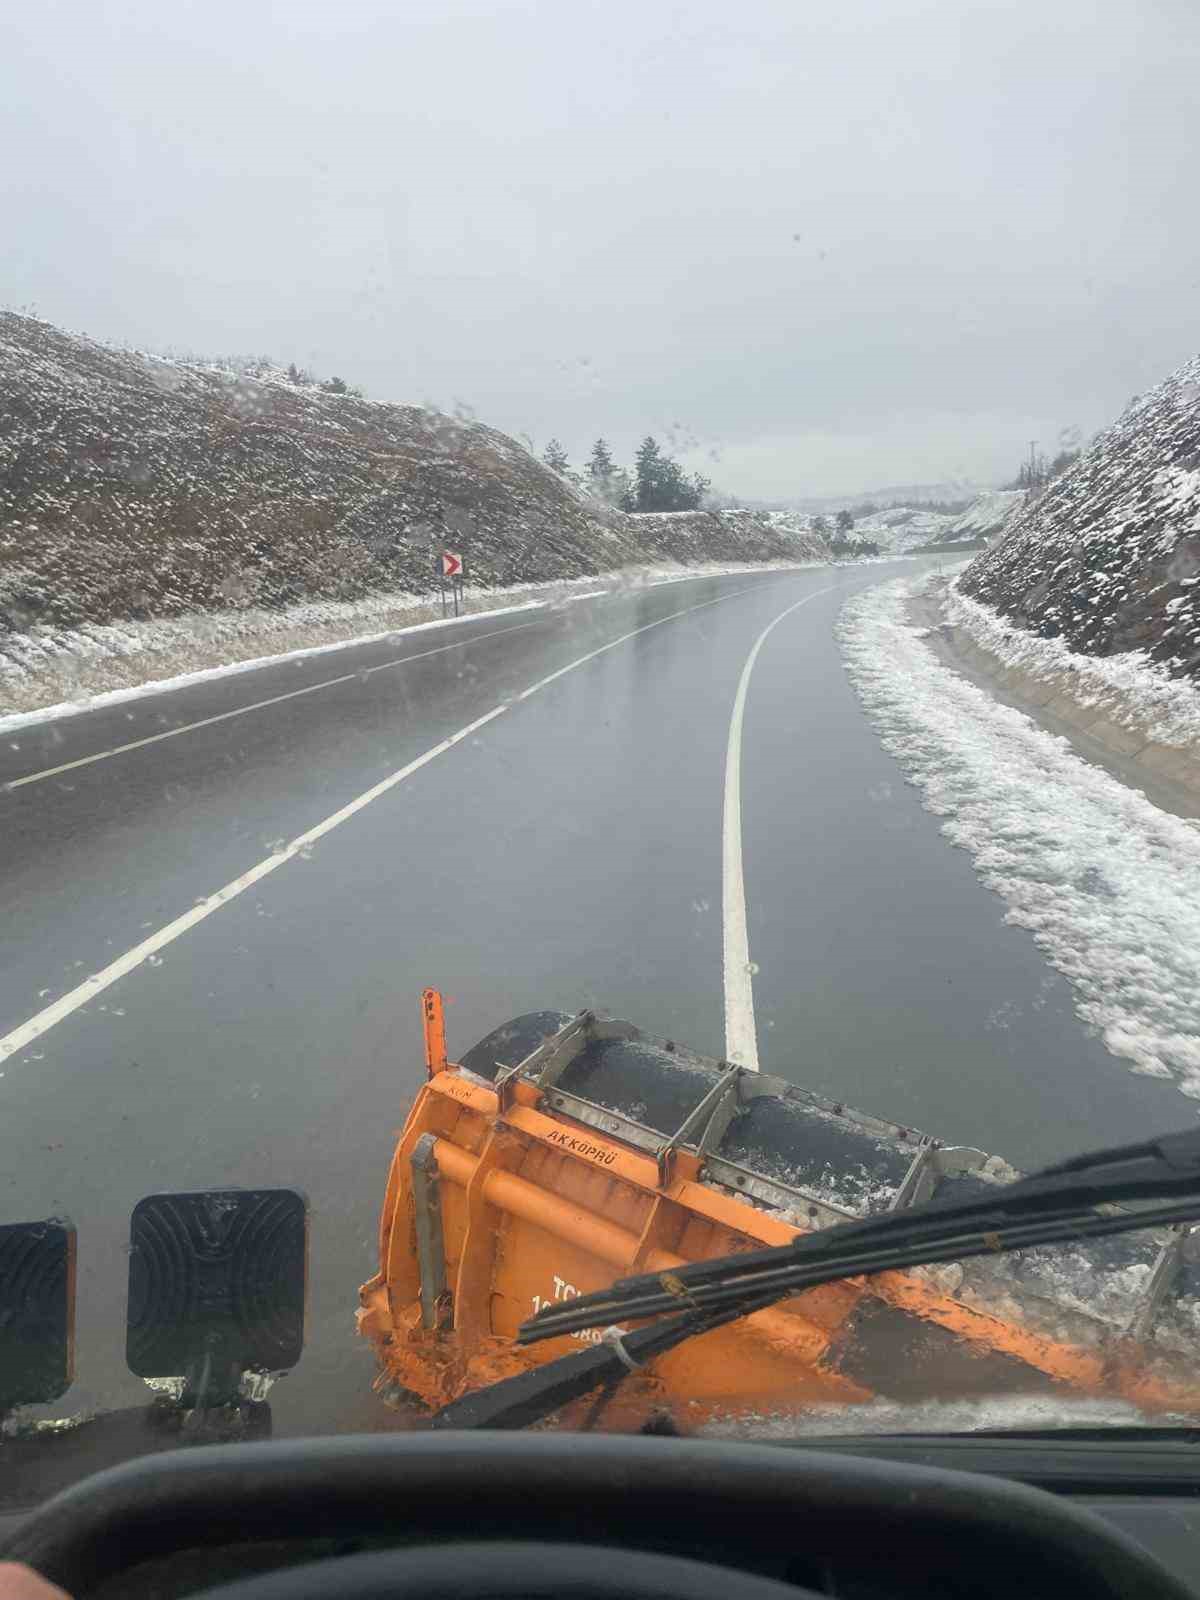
[358,995,1200,1424]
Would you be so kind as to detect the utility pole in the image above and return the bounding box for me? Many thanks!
[1028,440,1038,489]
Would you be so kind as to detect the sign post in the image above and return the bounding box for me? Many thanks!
[440,550,464,617]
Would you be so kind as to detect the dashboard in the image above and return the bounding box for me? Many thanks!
[3,1430,1199,1600]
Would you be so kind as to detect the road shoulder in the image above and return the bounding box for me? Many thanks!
[911,576,1200,824]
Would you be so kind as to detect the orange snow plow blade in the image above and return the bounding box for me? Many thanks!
[358,993,1200,1425]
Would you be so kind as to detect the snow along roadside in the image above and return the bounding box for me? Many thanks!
[0,558,821,733]
[946,580,1200,753]
[838,572,1200,1102]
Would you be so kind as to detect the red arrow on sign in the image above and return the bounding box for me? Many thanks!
[441,550,463,578]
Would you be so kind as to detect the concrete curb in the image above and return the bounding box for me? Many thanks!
[918,589,1200,801]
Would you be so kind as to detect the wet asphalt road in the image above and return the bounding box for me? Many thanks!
[0,562,1187,1442]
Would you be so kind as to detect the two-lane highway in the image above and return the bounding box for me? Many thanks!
[1,563,1184,1438]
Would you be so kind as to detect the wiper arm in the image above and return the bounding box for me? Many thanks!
[520,1127,1200,1344]
[430,1127,1200,1431]
[429,1299,772,1431]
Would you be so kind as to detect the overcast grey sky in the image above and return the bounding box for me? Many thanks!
[3,0,1198,498]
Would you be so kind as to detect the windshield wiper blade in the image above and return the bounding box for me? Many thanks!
[430,1290,782,1431]
[430,1128,1200,1432]
[428,1312,699,1431]
[518,1127,1200,1345]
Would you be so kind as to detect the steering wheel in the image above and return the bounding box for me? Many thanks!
[1,1432,1189,1600]
[184,1543,817,1600]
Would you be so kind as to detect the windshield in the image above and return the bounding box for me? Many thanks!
[2,0,1199,1514]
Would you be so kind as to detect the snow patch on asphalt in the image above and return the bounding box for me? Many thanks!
[838,574,1200,1101]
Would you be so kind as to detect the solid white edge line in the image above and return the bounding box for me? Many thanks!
[722,586,838,1071]
[4,620,546,791]
[0,575,788,1066]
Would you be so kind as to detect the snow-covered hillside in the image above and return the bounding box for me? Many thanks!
[766,505,957,556]
[960,355,1200,678]
[848,492,1024,553]
[934,489,1025,545]
[848,506,956,554]
[0,314,827,638]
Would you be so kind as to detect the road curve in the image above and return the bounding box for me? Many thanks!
[0,563,1184,1440]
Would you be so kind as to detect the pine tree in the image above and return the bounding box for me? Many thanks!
[687,469,711,508]
[634,436,664,510]
[543,439,569,472]
[835,509,855,534]
[812,514,830,537]
[587,440,628,506]
[632,435,709,512]
[590,467,634,511]
[588,438,615,481]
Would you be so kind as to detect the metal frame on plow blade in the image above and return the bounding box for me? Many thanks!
[492,1008,988,1224]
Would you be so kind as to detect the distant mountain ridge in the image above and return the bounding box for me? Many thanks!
[761,481,982,514]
